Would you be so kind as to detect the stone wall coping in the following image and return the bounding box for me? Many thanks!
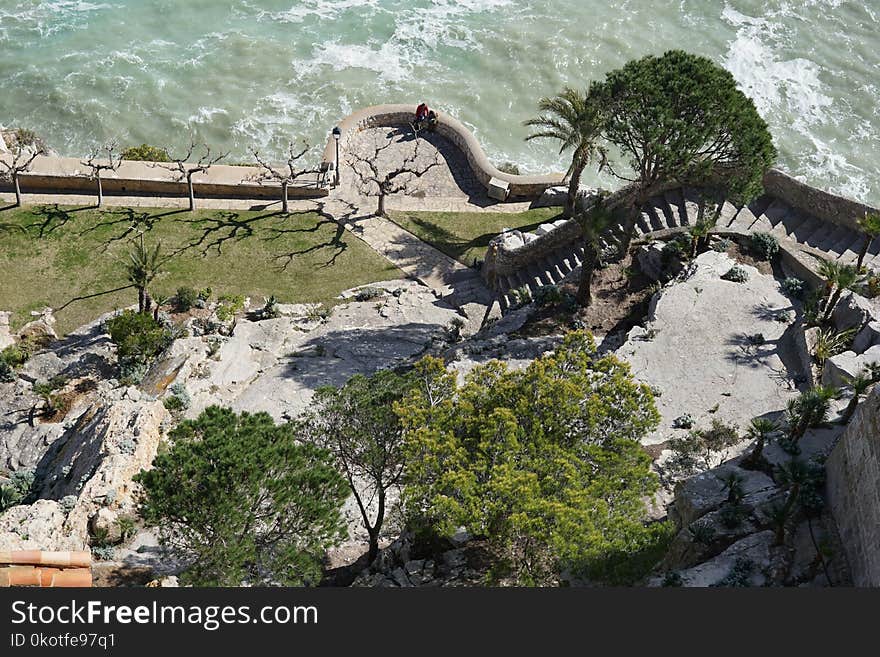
[0,153,328,200]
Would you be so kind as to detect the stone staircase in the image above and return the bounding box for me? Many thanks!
[495,186,880,313]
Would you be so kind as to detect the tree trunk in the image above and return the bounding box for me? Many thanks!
[96,173,103,208]
[137,286,146,314]
[187,173,195,212]
[13,173,21,207]
[856,234,871,271]
[282,181,289,214]
[618,200,644,258]
[565,157,586,218]
[823,286,843,324]
[576,242,599,306]
[367,490,386,563]
[377,192,386,217]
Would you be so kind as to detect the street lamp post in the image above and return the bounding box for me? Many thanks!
[332,126,341,186]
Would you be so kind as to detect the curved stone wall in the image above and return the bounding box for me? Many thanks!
[322,103,565,198]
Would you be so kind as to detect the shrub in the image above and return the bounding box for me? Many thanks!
[749,232,779,261]
[215,295,245,322]
[721,265,749,283]
[163,382,191,413]
[0,468,36,511]
[106,310,173,383]
[400,331,662,585]
[174,286,198,313]
[711,237,733,252]
[672,414,695,430]
[510,285,532,308]
[533,284,564,307]
[0,359,14,383]
[354,287,382,302]
[259,295,280,320]
[136,407,348,586]
[121,144,170,162]
[1,344,29,369]
[661,234,691,264]
[814,327,856,367]
[497,162,521,175]
[781,276,806,299]
[667,420,740,476]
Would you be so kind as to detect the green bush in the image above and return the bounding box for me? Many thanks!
[106,311,173,382]
[1,344,29,369]
[0,359,14,383]
[721,265,749,283]
[781,276,806,299]
[174,286,198,313]
[216,295,245,322]
[121,144,170,162]
[533,284,564,307]
[749,232,779,261]
[136,407,348,586]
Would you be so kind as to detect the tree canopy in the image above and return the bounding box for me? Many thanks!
[592,50,776,204]
[136,406,348,586]
[299,369,416,562]
[398,331,663,585]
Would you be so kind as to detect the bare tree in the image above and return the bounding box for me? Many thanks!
[249,141,321,214]
[159,140,228,211]
[348,136,442,217]
[81,141,123,208]
[0,142,43,207]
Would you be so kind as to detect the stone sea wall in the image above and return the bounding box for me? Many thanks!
[826,386,880,587]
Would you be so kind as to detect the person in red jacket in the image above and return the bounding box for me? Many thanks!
[416,102,429,123]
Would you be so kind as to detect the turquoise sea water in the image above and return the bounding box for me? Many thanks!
[1,1,878,203]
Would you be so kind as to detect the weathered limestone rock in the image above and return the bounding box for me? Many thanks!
[669,464,776,528]
[665,531,778,587]
[637,241,667,282]
[822,345,880,387]
[0,500,84,552]
[89,508,122,544]
[534,185,568,208]
[853,321,880,353]
[832,292,875,332]
[18,308,57,343]
[619,251,802,445]
[0,311,14,350]
[826,386,880,586]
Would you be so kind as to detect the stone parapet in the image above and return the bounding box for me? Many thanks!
[0,154,328,201]
[322,104,564,199]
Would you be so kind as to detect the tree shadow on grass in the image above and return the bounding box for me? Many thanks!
[170,210,282,257]
[79,207,190,252]
[265,201,354,271]
[27,203,93,237]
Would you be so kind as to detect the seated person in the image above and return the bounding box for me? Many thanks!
[414,102,430,129]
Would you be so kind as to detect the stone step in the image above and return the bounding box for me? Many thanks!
[682,187,706,225]
[664,189,688,226]
[651,195,676,228]
[837,234,865,264]
[820,225,857,258]
[727,206,759,233]
[645,203,667,231]
[750,199,787,233]
[789,216,824,243]
[801,220,839,250]
[768,208,808,240]
[718,201,741,228]
[636,211,652,235]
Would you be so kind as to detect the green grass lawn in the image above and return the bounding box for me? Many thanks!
[388,207,563,266]
[0,204,401,335]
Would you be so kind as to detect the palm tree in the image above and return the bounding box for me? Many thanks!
[125,235,163,314]
[856,212,880,271]
[524,87,604,218]
[786,385,837,445]
[741,417,779,470]
[818,259,861,324]
[575,202,612,305]
[840,370,876,424]
[773,459,815,545]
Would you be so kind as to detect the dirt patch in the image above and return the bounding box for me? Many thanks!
[92,563,156,587]
[517,250,657,339]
